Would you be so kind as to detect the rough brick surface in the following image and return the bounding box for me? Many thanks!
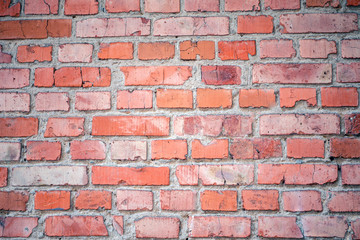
[0,93,30,112]
[0,191,29,211]
[35,191,70,210]
[117,190,153,210]
[198,164,254,185]
[258,216,303,238]
[0,217,38,238]
[302,216,348,238]
[200,190,237,211]
[283,191,322,212]
[242,190,279,210]
[135,217,180,238]
[26,141,61,161]
[0,142,21,161]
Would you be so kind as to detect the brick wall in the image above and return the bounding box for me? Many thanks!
[0,0,360,238]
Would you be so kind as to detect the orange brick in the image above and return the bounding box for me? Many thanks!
[239,89,275,108]
[238,15,273,33]
[218,41,256,60]
[17,45,52,63]
[34,191,70,210]
[98,42,133,59]
[192,139,228,159]
[151,139,187,160]
[180,41,215,60]
[117,90,153,109]
[157,89,193,108]
[201,190,237,211]
[138,42,175,60]
[197,88,232,108]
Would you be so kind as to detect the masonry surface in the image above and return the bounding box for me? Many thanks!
[0,0,360,239]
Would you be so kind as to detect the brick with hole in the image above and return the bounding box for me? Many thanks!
[25,0,59,14]
[225,0,260,11]
[35,92,69,111]
[242,189,279,210]
[138,42,175,60]
[0,167,7,187]
[117,190,153,210]
[328,191,360,212]
[0,118,38,137]
[26,141,61,161]
[321,87,358,107]
[135,217,180,239]
[192,139,228,159]
[151,140,187,160]
[239,89,275,108]
[301,216,348,238]
[238,15,273,33]
[300,39,336,58]
[330,138,360,158]
[258,216,303,238]
[180,41,215,60]
[64,0,98,15]
[184,0,219,12]
[58,44,93,63]
[201,65,242,85]
[160,190,196,211]
[218,41,256,60]
[342,165,360,185]
[0,142,21,161]
[98,42,133,59]
[279,88,317,108]
[44,118,84,137]
[283,191,322,212]
[117,90,153,109]
[106,0,140,12]
[264,0,301,9]
[111,140,147,161]
[0,69,29,89]
[345,114,360,135]
[337,62,360,83]
[157,89,193,108]
[307,0,340,7]
[34,191,70,210]
[0,217,38,238]
[175,165,199,185]
[35,68,54,87]
[287,138,325,158]
[0,0,20,16]
[0,93,30,112]
[75,92,111,111]
[17,45,52,62]
[0,191,29,211]
[230,138,282,159]
[260,39,295,58]
[200,190,237,211]
[75,190,112,210]
[70,140,106,160]
[197,88,232,108]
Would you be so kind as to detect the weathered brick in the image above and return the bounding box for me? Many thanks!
[300,39,336,58]
[0,191,29,211]
[321,87,358,107]
[230,138,282,159]
[353,219,360,240]
[151,140,187,160]
[58,44,93,63]
[330,138,360,158]
[264,0,301,9]
[280,88,317,108]
[0,217,38,238]
[0,142,21,161]
[44,118,84,137]
[225,0,260,11]
[242,190,279,210]
[342,165,360,185]
[113,216,123,235]
[342,39,360,58]
[188,216,251,238]
[253,64,332,84]
[348,0,360,5]
[283,191,322,212]
[218,41,256,60]
[238,15,273,33]
[0,118,38,137]
[197,88,232,108]
[259,114,340,135]
[328,191,360,212]
[0,45,11,63]
[75,92,111,111]
[160,190,196,211]
[35,68,54,87]
[0,69,29,89]
[117,90,152,109]
[12,166,88,186]
[34,191,70,210]
[0,93,30,112]
[239,89,275,108]
[258,216,303,238]
[117,190,153,210]
[121,66,192,86]
[192,139,228,159]
[45,216,108,236]
[54,67,111,87]
[337,63,360,83]
[26,141,61,161]
[201,190,237,211]
[105,0,140,12]
[111,141,147,160]
[180,41,215,60]
[258,164,337,185]
[70,140,106,160]
[98,42,133,59]
[17,45,52,62]
[175,165,199,185]
[280,14,358,33]
[185,0,219,12]
[0,0,20,16]
[92,166,169,185]
[145,0,180,13]
[287,138,324,158]
[201,66,241,85]
[198,164,254,185]
[135,217,180,239]
[345,114,360,135]
[302,216,348,238]
[75,190,111,210]
[64,0,98,15]
[35,92,69,111]
[157,89,193,108]
[154,17,229,36]
[138,42,175,60]
[0,167,7,187]
[25,0,59,14]
[260,39,296,58]
[307,0,340,7]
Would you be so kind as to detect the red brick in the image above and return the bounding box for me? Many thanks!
[135,217,180,239]
[300,39,336,58]
[0,217,38,238]
[258,164,337,185]
[0,118,38,137]
[0,93,30,112]
[184,0,219,12]
[98,42,133,59]
[321,87,358,107]
[111,140,147,160]
[199,164,254,186]
[45,216,108,236]
[242,190,279,210]
[105,0,140,12]
[151,140,187,160]
[17,45,52,63]
[75,91,111,110]
[160,190,196,210]
[218,41,256,60]
[260,39,295,58]
[0,45,11,63]
[307,0,340,7]
[117,90,152,109]
[0,0,20,16]
[348,0,360,5]
[202,65,241,85]
[197,88,232,108]
[201,190,237,211]
[239,89,275,108]
[92,116,169,136]
[337,62,360,83]
[121,66,192,86]
[35,92,69,111]
[0,142,21,161]
[230,138,282,160]
[25,0,59,14]
[264,0,301,9]
[154,17,229,36]
[64,0,98,15]
[342,39,360,58]
[0,19,71,39]
[70,140,106,160]
[302,216,348,238]
[0,191,29,211]
[75,190,111,210]
[258,216,303,238]
[238,15,273,33]
[92,166,169,185]
[54,67,80,87]
[280,14,358,33]
[113,216,123,235]
[345,114,360,135]
[85,67,112,87]
[34,191,70,210]
[35,68,54,87]
[44,118,84,137]
[117,190,153,210]
[192,139,228,159]
[342,165,360,185]
[180,41,215,60]
[260,114,340,135]
[287,138,324,158]
[283,191,322,212]
[12,166,88,186]
[328,191,360,212]
[0,69,29,89]
[77,18,150,37]
[145,0,180,13]
[157,89,193,108]
[253,63,332,84]
[189,216,250,238]
[225,0,260,11]
[139,42,175,60]
[58,44,93,63]
[175,165,199,185]
[280,88,317,108]
[26,141,61,161]
[353,219,360,240]
[0,167,7,187]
